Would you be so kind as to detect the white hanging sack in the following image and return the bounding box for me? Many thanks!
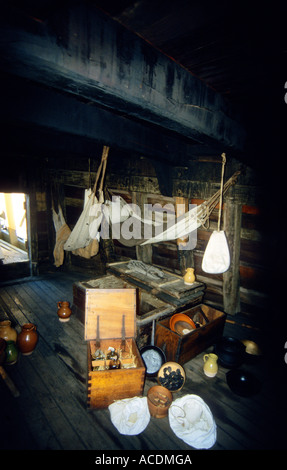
[202,230,230,273]
[202,153,230,274]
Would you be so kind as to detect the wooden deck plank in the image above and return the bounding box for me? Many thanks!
[0,272,285,451]
[0,369,45,449]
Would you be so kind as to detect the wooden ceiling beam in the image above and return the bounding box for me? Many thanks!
[0,4,245,153]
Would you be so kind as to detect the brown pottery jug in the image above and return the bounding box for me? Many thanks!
[57,301,72,322]
[0,320,17,343]
[17,323,38,356]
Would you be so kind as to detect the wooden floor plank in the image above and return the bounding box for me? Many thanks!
[2,353,78,450]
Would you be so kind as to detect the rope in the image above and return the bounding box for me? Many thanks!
[217,152,226,231]
[197,168,239,228]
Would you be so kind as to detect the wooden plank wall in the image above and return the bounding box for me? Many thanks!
[46,152,268,322]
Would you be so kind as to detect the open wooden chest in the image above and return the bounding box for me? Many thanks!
[154,304,226,365]
[85,287,146,408]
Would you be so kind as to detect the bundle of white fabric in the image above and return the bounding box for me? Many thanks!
[108,397,150,436]
[168,394,217,449]
[202,230,230,274]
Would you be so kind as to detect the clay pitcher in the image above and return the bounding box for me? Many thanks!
[203,353,218,378]
[183,268,195,285]
[57,301,72,322]
[0,320,17,343]
[17,323,38,356]
[5,340,19,365]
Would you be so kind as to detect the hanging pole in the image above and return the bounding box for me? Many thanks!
[93,146,110,195]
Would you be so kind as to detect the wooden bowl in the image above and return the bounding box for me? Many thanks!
[157,361,186,392]
[147,385,173,418]
[241,339,263,363]
[241,339,262,356]
[169,313,196,335]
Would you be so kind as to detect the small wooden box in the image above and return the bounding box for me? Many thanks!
[154,304,226,365]
[85,287,146,409]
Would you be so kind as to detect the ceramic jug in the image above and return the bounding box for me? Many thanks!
[203,353,218,377]
[17,323,38,356]
[57,301,72,322]
[183,268,195,285]
[5,340,18,365]
[0,320,17,343]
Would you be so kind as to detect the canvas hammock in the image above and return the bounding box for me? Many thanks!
[99,164,240,249]
[63,146,109,253]
[116,168,240,247]
[52,146,109,267]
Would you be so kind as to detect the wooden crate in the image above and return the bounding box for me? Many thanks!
[107,261,205,307]
[85,287,146,408]
[154,304,226,365]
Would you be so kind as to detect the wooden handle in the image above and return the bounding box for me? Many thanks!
[93,146,110,194]
[0,366,20,397]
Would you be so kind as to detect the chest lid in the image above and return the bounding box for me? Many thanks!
[84,288,137,341]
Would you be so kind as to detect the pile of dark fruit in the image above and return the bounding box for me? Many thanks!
[159,365,184,391]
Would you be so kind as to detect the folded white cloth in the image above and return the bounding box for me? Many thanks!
[108,397,150,436]
[168,394,216,449]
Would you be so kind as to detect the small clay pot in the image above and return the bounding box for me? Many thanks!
[214,336,245,369]
[17,323,38,356]
[57,301,72,322]
[0,320,17,343]
[5,340,18,365]
[183,267,195,285]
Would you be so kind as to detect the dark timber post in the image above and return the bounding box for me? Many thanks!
[223,197,242,315]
